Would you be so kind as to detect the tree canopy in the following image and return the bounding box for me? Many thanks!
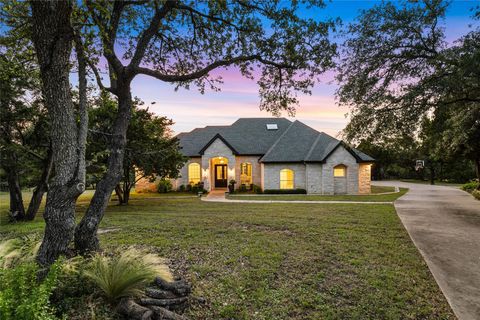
[337,0,480,181]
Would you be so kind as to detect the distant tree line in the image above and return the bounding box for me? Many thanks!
[337,0,480,185]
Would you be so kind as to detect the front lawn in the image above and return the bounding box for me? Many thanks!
[228,188,408,202]
[0,192,453,319]
[371,185,396,193]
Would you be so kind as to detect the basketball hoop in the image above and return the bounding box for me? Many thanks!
[415,160,424,171]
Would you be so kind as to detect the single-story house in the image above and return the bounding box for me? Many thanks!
[173,118,374,194]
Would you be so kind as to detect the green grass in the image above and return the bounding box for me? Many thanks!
[228,188,408,202]
[371,185,396,193]
[0,191,454,319]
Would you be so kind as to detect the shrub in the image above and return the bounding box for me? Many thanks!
[472,190,480,200]
[85,248,172,303]
[0,235,40,268]
[461,180,480,192]
[157,179,172,193]
[178,184,186,192]
[238,184,247,192]
[251,184,262,194]
[0,261,62,320]
[190,182,206,194]
[263,188,307,194]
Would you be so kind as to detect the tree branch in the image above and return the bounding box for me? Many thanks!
[86,58,114,93]
[133,55,295,82]
[173,3,252,33]
[128,1,174,70]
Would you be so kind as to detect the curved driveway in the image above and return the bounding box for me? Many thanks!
[374,181,480,320]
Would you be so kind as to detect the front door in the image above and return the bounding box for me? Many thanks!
[214,164,228,188]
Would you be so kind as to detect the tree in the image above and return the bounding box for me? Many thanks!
[29,1,89,267]
[74,0,339,253]
[0,9,53,222]
[337,0,480,182]
[87,95,186,205]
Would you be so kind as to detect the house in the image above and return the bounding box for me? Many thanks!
[173,118,374,194]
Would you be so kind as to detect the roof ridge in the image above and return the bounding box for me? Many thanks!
[305,133,322,161]
[259,121,296,162]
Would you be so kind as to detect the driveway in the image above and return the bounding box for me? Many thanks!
[374,181,480,320]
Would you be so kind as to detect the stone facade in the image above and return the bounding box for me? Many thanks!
[171,142,371,194]
[263,163,306,190]
[321,146,359,195]
[172,157,201,190]
[201,138,236,191]
[358,163,372,194]
[235,155,262,187]
[306,163,322,194]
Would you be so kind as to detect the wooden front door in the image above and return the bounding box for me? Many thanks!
[214,164,228,188]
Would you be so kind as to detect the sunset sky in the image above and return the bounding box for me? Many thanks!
[127,0,478,137]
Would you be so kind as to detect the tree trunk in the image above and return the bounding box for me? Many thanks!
[475,158,480,189]
[115,184,124,205]
[429,164,435,185]
[75,85,133,254]
[6,152,26,221]
[25,146,54,221]
[123,182,131,205]
[30,1,87,267]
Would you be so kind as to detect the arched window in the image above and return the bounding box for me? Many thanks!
[240,162,252,185]
[280,169,294,189]
[333,164,347,177]
[188,163,201,184]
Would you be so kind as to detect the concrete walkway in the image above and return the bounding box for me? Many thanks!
[374,181,480,320]
[203,189,393,204]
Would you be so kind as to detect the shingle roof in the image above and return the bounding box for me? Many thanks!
[177,118,292,156]
[176,118,374,163]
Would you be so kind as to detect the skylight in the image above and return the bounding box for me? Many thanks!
[266,124,278,130]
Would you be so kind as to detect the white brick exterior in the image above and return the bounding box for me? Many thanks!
[263,163,306,190]
[322,146,359,195]
[173,142,370,194]
[201,138,236,191]
[306,163,322,194]
[235,156,262,187]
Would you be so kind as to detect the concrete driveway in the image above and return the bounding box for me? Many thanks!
[373,181,480,320]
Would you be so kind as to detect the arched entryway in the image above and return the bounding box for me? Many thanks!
[211,157,229,189]
[333,164,347,194]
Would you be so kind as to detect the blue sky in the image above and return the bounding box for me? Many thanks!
[122,1,479,136]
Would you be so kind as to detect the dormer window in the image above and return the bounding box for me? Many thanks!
[266,123,278,130]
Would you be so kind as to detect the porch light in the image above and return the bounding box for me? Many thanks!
[220,159,224,164]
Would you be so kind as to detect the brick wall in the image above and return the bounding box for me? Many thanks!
[201,138,236,191]
[172,157,201,190]
[358,163,372,194]
[322,146,359,195]
[306,163,322,194]
[235,156,262,188]
[263,163,306,190]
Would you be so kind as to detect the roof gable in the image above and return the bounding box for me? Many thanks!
[198,134,238,155]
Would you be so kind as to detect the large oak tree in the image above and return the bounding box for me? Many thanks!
[337,0,480,182]
[74,0,339,253]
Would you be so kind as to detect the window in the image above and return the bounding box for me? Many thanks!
[240,163,252,185]
[188,163,201,184]
[280,169,294,189]
[333,165,346,177]
[266,123,278,130]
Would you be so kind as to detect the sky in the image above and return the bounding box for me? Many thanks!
[127,0,478,137]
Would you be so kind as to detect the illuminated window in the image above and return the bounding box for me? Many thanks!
[280,169,294,189]
[333,165,346,177]
[188,163,201,184]
[240,163,252,185]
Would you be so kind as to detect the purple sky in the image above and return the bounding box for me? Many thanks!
[125,1,478,137]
